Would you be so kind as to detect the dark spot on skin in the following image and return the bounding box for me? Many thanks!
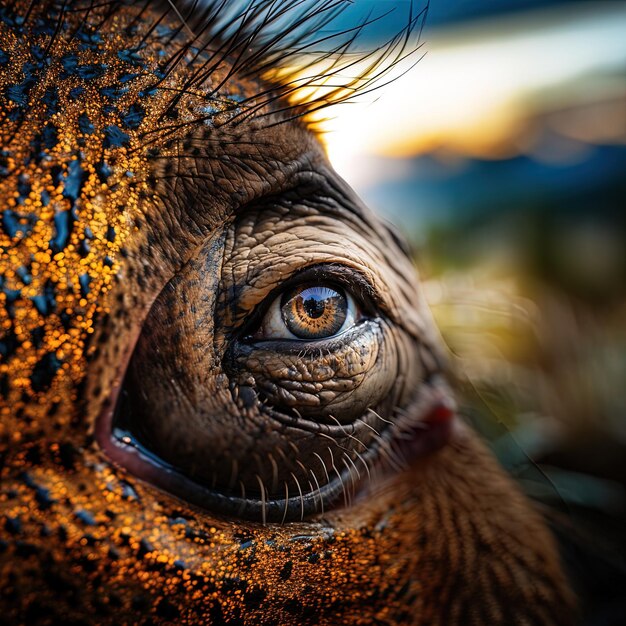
[0,374,8,399]
[68,85,84,100]
[117,49,145,67]
[60,54,78,74]
[0,326,19,360]
[244,586,267,610]
[30,351,62,392]
[78,238,90,256]
[137,538,154,558]
[2,286,20,318]
[39,524,52,537]
[4,516,21,535]
[9,468,25,486]
[138,85,158,98]
[59,310,72,331]
[75,63,108,81]
[120,481,138,501]
[284,598,304,616]
[279,560,293,581]
[56,442,77,471]
[103,125,130,148]
[120,103,145,129]
[131,594,150,612]
[95,160,113,182]
[24,444,42,466]
[62,158,87,205]
[16,174,30,200]
[78,113,95,135]
[57,525,68,542]
[5,77,36,107]
[0,150,9,177]
[2,209,37,239]
[50,208,77,253]
[35,486,55,510]
[79,273,90,297]
[118,71,140,84]
[30,326,44,349]
[74,509,97,526]
[50,164,63,185]
[41,122,58,149]
[14,541,39,557]
[75,27,103,48]
[29,45,46,61]
[100,85,128,100]
[17,265,32,285]
[156,597,180,620]
[41,86,59,114]
[31,279,56,316]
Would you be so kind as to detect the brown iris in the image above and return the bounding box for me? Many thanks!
[280,284,347,339]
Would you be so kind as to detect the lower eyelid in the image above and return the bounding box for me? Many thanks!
[234,320,382,379]
[228,319,389,421]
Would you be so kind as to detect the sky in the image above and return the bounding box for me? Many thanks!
[318,1,626,184]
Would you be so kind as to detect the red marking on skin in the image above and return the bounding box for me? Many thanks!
[423,402,455,427]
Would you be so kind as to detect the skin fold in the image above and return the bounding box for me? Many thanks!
[0,1,575,624]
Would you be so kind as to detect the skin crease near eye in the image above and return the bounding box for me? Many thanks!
[0,0,578,625]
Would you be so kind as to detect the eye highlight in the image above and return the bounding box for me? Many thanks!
[257,283,358,340]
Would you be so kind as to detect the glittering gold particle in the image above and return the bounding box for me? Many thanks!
[0,1,241,421]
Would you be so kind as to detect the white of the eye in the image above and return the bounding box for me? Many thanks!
[258,290,358,340]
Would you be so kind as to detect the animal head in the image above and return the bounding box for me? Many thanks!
[0,1,574,623]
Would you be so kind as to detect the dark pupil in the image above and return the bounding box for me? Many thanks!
[302,295,326,319]
[281,285,348,339]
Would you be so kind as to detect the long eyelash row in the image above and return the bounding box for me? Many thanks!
[233,402,422,524]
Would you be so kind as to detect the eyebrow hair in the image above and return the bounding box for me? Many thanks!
[176,0,429,123]
[147,0,429,128]
[4,0,427,138]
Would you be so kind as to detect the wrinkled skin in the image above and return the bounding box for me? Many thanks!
[0,1,575,624]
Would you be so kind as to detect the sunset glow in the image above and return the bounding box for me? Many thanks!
[316,3,626,183]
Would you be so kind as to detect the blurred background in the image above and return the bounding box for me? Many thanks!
[317,1,626,621]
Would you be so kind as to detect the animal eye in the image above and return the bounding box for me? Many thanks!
[256,283,359,340]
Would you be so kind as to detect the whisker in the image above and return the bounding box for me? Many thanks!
[366,407,394,426]
[313,451,331,486]
[309,467,324,516]
[291,472,305,522]
[267,452,279,494]
[281,481,290,526]
[353,449,372,483]
[327,446,349,509]
[256,474,267,525]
